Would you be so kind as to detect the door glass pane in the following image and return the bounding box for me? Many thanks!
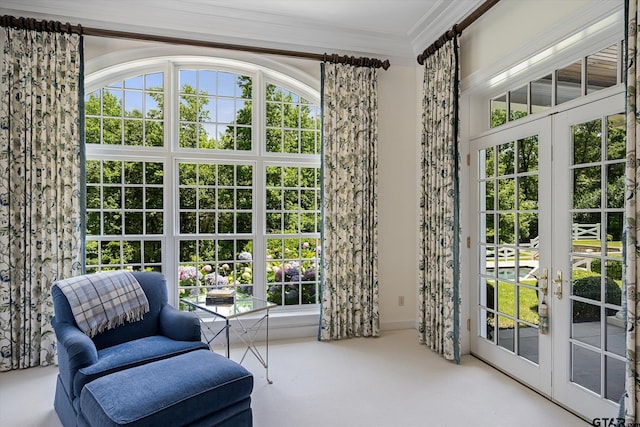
[485,246,496,277]
[607,164,624,209]
[557,60,583,105]
[498,142,515,175]
[484,214,495,243]
[498,214,515,244]
[480,310,495,342]
[518,177,538,210]
[518,285,538,324]
[518,136,538,172]
[607,114,625,160]
[497,281,515,317]
[519,322,538,364]
[573,119,602,164]
[482,181,495,211]
[572,344,601,394]
[607,320,625,357]
[498,178,515,210]
[606,356,625,402]
[573,166,601,209]
[517,213,538,246]
[606,212,623,254]
[483,147,495,177]
[572,212,601,253]
[498,315,515,352]
[480,276,495,309]
[586,44,618,94]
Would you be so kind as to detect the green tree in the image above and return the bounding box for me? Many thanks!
[178,84,216,148]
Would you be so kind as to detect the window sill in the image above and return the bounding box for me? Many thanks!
[198,305,320,343]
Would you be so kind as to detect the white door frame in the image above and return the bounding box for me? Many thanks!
[469,116,553,397]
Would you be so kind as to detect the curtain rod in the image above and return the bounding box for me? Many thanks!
[417,0,500,64]
[0,14,390,70]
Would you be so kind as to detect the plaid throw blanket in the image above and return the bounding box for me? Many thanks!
[55,271,150,338]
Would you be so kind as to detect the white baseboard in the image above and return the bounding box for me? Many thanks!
[202,312,417,346]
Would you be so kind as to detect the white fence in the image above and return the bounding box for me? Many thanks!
[485,223,601,263]
[572,223,600,240]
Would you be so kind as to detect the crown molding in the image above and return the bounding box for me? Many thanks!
[408,0,485,58]
[0,1,416,64]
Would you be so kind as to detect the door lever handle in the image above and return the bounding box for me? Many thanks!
[553,270,563,299]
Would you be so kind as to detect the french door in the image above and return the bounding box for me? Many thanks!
[470,92,625,420]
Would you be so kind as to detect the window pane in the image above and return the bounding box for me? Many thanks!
[490,94,507,128]
[86,74,164,147]
[178,70,252,150]
[265,83,320,154]
[556,60,582,105]
[509,85,528,121]
[531,75,552,113]
[587,44,618,94]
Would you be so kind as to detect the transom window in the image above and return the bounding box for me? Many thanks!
[490,41,623,128]
[84,59,321,308]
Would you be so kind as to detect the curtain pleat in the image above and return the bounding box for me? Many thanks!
[626,0,639,421]
[0,27,82,371]
[418,37,460,363]
[319,63,379,340]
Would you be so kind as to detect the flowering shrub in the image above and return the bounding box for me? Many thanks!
[178,260,251,299]
[265,240,320,305]
[177,240,321,305]
[204,272,229,289]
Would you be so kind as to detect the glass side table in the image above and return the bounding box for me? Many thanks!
[181,296,275,384]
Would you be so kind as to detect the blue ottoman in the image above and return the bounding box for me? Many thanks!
[78,349,253,427]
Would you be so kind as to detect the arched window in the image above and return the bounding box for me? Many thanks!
[84,58,321,309]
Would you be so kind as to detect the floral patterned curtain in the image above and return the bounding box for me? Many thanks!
[0,26,83,371]
[626,0,640,421]
[418,36,460,363]
[319,62,379,340]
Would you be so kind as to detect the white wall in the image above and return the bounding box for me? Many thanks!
[377,65,419,330]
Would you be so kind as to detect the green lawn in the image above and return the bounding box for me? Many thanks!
[488,279,539,329]
[487,267,623,330]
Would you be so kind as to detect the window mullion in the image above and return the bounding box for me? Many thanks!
[253,70,267,300]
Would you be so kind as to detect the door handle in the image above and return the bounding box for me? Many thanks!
[553,270,563,299]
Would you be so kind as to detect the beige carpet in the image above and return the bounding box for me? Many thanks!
[0,329,589,427]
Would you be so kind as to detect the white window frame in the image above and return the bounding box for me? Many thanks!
[85,56,321,314]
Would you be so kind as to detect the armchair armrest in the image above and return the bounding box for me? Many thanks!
[53,319,99,400]
[54,320,99,368]
[159,304,202,342]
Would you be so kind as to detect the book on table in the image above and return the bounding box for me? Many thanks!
[206,289,236,305]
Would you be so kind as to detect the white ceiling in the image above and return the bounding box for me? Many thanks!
[0,0,486,65]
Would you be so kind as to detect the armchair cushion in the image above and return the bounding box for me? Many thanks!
[79,350,253,427]
[73,335,207,397]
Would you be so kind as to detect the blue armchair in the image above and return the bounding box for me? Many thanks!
[51,271,208,427]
